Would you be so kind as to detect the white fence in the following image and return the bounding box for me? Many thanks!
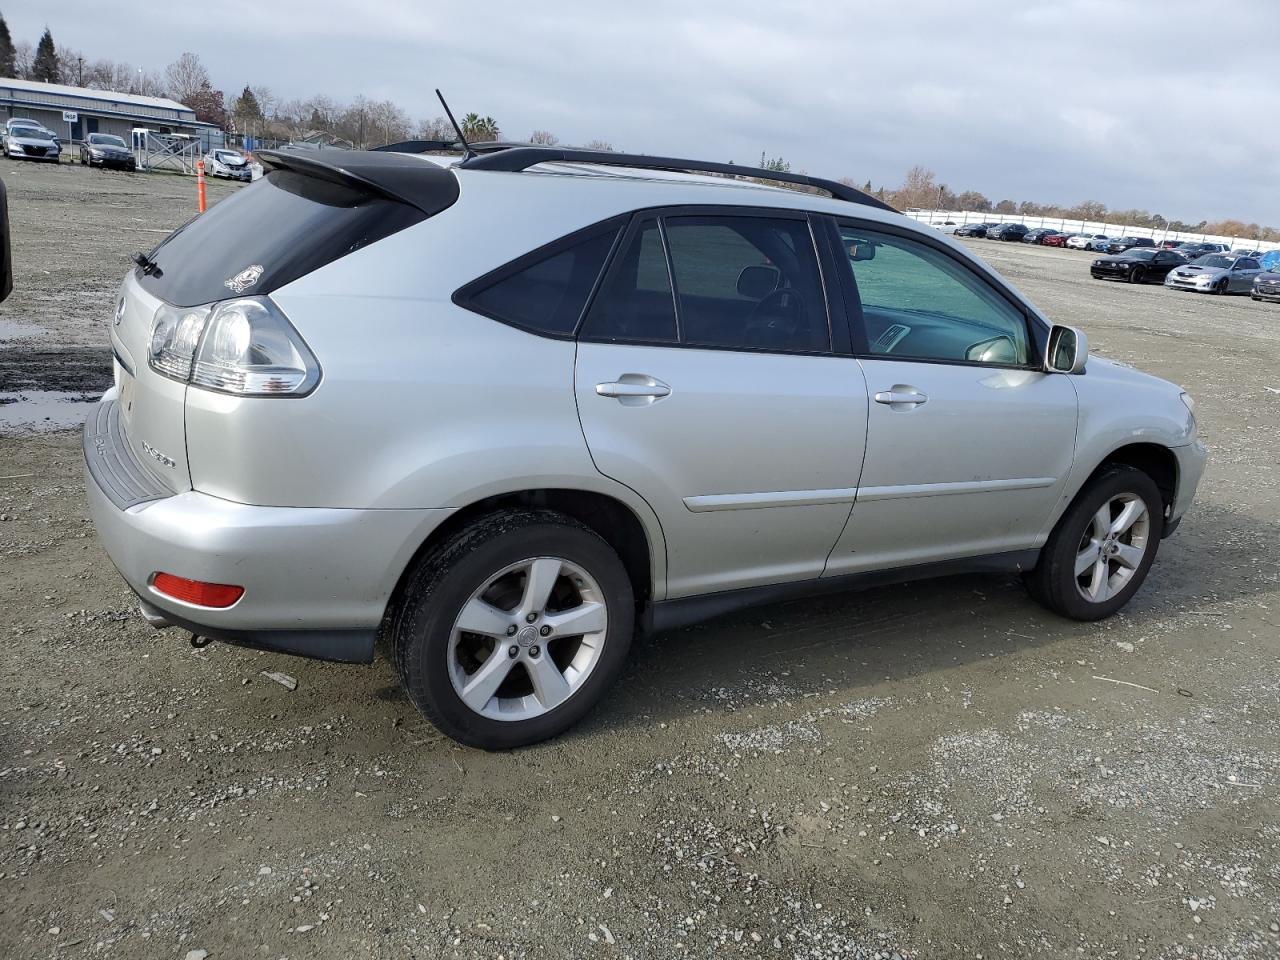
[905,209,1280,254]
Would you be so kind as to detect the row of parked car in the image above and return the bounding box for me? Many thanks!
[940,219,1280,303]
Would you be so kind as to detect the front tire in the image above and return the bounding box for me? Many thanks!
[1129,266,1146,284]
[393,510,635,749]
[1025,465,1164,621]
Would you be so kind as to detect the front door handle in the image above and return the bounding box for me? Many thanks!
[874,388,928,408]
[596,374,671,406]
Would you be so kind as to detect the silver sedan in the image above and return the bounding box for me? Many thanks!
[1164,254,1265,294]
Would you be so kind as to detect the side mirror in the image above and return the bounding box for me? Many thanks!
[1046,324,1088,374]
[736,264,780,299]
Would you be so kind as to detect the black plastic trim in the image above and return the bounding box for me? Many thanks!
[83,399,173,510]
[460,146,897,211]
[642,549,1042,634]
[255,148,461,215]
[0,173,11,303]
[138,599,375,664]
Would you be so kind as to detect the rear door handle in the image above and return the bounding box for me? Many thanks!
[874,389,928,407]
[596,374,671,406]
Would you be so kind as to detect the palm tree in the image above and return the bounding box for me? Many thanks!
[461,113,499,142]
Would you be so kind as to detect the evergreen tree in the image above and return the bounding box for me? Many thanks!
[233,85,263,122]
[31,27,58,82]
[0,14,16,79]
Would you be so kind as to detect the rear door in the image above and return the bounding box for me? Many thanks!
[574,210,869,598]
[823,219,1078,575]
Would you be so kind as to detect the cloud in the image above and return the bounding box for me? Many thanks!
[12,0,1280,224]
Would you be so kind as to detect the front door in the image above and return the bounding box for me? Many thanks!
[824,221,1078,575]
[575,212,869,598]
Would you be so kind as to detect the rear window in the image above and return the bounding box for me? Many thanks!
[137,169,426,307]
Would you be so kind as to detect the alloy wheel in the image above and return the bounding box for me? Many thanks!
[447,557,608,721]
[1074,493,1152,603]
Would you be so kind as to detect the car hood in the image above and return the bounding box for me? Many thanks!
[1086,355,1182,399]
[1097,255,1140,264]
[8,132,57,146]
[217,156,247,166]
[1171,265,1228,279]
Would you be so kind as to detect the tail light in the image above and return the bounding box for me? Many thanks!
[148,296,320,397]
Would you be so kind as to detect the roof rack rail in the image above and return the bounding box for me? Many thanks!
[458,146,896,211]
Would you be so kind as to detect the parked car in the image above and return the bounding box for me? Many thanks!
[928,220,959,233]
[83,145,1206,748]
[2,118,61,163]
[1228,248,1263,258]
[1157,240,1182,251]
[1066,233,1109,250]
[1165,254,1264,294]
[953,222,992,237]
[987,223,1029,242]
[1090,248,1187,283]
[80,133,136,171]
[1175,242,1228,258]
[1101,237,1156,255]
[1251,269,1280,302]
[1023,229,1062,244]
[1041,232,1070,248]
[203,148,252,181]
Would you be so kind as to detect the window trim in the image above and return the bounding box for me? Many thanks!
[577,204,840,358]
[825,214,1049,371]
[451,214,629,340]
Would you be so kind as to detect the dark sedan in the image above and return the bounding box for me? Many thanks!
[80,133,136,171]
[1101,236,1156,255]
[954,222,992,237]
[1091,248,1187,284]
[987,223,1029,241]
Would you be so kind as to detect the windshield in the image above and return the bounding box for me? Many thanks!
[89,134,127,147]
[215,151,244,161]
[1193,255,1234,269]
[10,122,47,134]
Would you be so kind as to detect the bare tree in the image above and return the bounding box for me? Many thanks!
[583,139,615,152]
[13,40,31,79]
[416,116,455,140]
[529,129,558,145]
[164,52,211,104]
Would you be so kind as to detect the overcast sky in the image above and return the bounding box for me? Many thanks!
[13,0,1280,224]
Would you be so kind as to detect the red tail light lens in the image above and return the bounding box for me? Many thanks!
[152,572,244,608]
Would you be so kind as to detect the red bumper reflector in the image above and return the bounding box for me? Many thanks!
[152,572,244,608]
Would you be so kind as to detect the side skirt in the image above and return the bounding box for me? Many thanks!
[641,549,1042,635]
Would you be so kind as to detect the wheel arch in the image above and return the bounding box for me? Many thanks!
[382,487,661,633]
[1073,442,1179,521]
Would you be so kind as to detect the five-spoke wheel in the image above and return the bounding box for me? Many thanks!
[393,510,633,750]
[1025,464,1164,620]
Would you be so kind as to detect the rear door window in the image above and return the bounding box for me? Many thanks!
[580,218,679,344]
[137,169,427,307]
[663,215,829,353]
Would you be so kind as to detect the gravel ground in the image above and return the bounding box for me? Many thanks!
[2,161,1279,960]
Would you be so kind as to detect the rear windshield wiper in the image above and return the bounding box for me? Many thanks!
[131,251,162,277]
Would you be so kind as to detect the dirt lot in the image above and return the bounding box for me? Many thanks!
[2,161,1278,960]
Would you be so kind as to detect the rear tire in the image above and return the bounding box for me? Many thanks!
[1025,465,1164,621]
[393,510,634,750]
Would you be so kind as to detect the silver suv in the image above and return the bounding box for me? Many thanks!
[85,146,1207,749]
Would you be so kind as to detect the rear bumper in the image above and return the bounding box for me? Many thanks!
[83,397,455,662]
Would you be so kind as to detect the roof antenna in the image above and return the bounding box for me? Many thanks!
[436,89,475,161]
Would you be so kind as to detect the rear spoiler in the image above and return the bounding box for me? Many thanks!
[255,149,459,216]
[0,175,11,302]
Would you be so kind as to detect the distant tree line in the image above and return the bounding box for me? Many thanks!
[1,14,1273,239]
